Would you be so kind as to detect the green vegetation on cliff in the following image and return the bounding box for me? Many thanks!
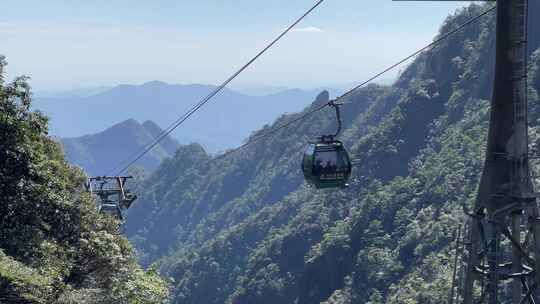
[0,57,169,304]
[125,4,540,304]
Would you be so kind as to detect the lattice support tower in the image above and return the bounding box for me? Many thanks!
[461,0,540,303]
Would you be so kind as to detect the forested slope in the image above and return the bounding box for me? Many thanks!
[0,58,168,304]
[126,85,392,266]
[125,3,540,304]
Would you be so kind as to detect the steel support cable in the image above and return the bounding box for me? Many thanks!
[336,5,497,104]
[213,5,497,162]
[108,0,326,175]
[110,4,495,174]
[106,101,193,175]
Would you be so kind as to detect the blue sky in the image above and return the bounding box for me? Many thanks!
[1,0,469,91]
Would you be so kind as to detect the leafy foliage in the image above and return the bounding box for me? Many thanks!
[0,56,169,304]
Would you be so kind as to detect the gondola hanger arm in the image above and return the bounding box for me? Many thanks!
[328,100,343,138]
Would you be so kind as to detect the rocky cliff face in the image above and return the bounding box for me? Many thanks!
[125,4,540,304]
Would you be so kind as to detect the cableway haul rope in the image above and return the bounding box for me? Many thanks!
[215,5,496,161]
[108,4,496,174]
[108,0,326,175]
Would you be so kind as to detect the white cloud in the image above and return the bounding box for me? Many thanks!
[291,26,324,33]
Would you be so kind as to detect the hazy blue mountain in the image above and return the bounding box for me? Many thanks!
[34,82,322,153]
[61,119,180,176]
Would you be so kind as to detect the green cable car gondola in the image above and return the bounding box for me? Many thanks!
[302,101,352,189]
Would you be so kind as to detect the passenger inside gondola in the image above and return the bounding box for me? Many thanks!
[315,151,338,174]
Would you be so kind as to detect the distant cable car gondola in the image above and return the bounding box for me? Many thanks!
[86,176,137,222]
[302,101,351,189]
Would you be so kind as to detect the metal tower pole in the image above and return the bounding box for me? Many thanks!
[462,0,538,303]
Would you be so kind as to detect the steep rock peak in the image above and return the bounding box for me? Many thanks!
[312,90,330,107]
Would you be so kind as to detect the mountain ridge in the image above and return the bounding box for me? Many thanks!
[61,118,180,176]
[35,82,323,153]
[124,4,540,303]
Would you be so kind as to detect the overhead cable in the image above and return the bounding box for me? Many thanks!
[214,5,497,161]
[109,0,326,175]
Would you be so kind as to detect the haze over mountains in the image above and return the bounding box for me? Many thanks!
[3,2,487,304]
[4,2,540,304]
[34,81,323,153]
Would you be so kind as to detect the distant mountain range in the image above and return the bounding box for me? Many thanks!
[61,119,179,176]
[34,81,323,152]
